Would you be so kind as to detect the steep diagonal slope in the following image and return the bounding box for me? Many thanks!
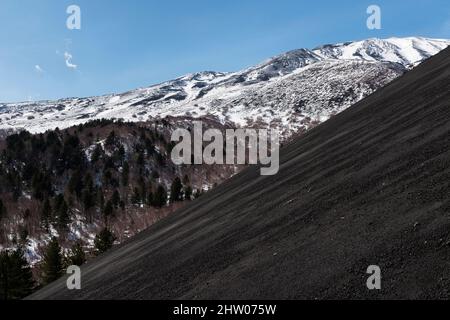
[30,46,450,300]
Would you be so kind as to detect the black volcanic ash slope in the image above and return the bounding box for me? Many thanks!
[30,47,450,300]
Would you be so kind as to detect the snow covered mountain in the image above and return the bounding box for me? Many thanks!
[313,37,449,67]
[0,36,449,276]
[1,37,449,139]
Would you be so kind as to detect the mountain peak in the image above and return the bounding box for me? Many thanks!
[313,37,450,67]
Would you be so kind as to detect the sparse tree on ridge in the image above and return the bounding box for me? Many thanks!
[94,228,116,255]
[68,241,86,266]
[41,237,63,285]
[170,177,183,203]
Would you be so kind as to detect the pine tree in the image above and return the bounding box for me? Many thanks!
[136,150,145,168]
[0,248,35,300]
[0,199,6,220]
[131,187,141,205]
[152,170,160,179]
[103,200,114,220]
[68,170,83,198]
[117,144,126,162]
[18,227,28,244]
[91,144,103,163]
[0,250,9,299]
[62,133,84,170]
[54,194,70,230]
[170,177,183,203]
[153,185,167,208]
[102,168,113,187]
[122,161,129,186]
[94,228,116,255]
[147,190,154,207]
[82,189,95,213]
[98,187,105,213]
[68,242,86,266]
[138,177,147,202]
[41,237,63,285]
[184,186,193,201]
[112,189,120,208]
[194,189,202,199]
[23,208,31,220]
[40,198,52,229]
[31,170,53,201]
[84,172,94,192]
[105,131,116,147]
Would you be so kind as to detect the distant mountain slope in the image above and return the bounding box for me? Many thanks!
[29,45,450,299]
[1,37,448,139]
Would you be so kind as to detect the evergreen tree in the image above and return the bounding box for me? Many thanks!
[112,189,120,208]
[61,134,84,170]
[103,200,114,220]
[68,170,83,198]
[122,161,129,186]
[54,194,70,229]
[0,248,35,300]
[23,208,31,220]
[105,131,116,147]
[0,199,6,220]
[12,186,21,203]
[131,187,141,205]
[102,168,113,187]
[0,250,9,299]
[84,172,94,192]
[151,170,160,180]
[40,198,52,229]
[194,189,202,199]
[91,144,102,163]
[82,189,95,213]
[41,237,63,285]
[31,170,53,201]
[170,177,183,203]
[94,228,116,255]
[137,177,147,202]
[147,190,154,207]
[117,144,126,162]
[153,185,167,208]
[98,187,105,213]
[68,242,86,266]
[184,186,193,201]
[136,150,145,173]
[58,200,70,228]
[18,227,28,244]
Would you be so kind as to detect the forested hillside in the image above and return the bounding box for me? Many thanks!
[0,117,238,298]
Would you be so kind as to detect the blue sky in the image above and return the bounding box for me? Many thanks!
[0,0,449,102]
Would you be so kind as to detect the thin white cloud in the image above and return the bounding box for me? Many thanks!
[35,65,44,73]
[64,51,77,70]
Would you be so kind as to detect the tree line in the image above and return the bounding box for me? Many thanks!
[0,120,205,299]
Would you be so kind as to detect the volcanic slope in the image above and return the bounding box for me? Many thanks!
[30,47,450,299]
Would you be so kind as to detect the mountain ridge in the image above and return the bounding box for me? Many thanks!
[1,37,448,140]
